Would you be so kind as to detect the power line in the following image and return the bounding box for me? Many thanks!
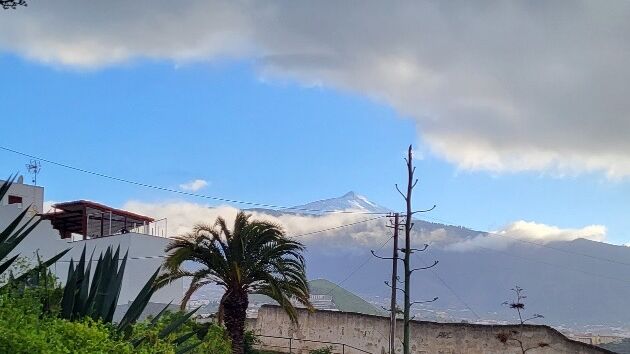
[0,146,390,215]
[415,253,481,320]
[325,234,394,296]
[422,215,630,268]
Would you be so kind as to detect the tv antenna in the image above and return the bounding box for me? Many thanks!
[26,159,41,185]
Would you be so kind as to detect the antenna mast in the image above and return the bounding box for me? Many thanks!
[26,159,41,185]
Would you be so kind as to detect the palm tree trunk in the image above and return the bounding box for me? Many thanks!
[223,289,249,354]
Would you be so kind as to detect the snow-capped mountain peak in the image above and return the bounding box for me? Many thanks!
[290,191,391,214]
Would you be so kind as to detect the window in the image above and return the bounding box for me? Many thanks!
[8,195,22,205]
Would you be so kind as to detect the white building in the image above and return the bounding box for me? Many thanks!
[1,177,182,307]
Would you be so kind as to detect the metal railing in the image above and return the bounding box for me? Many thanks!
[254,334,373,354]
[130,218,168,237]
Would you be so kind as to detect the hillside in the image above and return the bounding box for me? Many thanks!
[308,279,384,316]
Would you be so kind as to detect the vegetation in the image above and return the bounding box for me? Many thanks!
[158,211,313,354]
[309,346,333,354]
[0,176,231,353]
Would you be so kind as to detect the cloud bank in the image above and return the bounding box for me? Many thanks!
[3,1,630,176]
[123,200,606,252]
[448,220,607,252]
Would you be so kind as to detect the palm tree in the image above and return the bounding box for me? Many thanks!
[158,211,313,354]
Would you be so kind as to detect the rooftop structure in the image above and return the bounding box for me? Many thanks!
[42,200,156,240]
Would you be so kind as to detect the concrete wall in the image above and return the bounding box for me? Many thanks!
[249,305,612,354]
[1,204,182,305]
[0,178,44,214]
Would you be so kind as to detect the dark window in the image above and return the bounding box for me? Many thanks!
[8,195,22,205]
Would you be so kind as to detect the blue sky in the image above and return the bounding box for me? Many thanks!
[2,2,630,245]
[1,53,629,244]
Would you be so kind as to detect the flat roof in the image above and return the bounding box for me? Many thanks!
[47,200,154,222]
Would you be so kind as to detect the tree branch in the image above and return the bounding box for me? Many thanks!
[371,250,397,260]
[411,205,437,214]
[410,260,439,273]
[410,297,438,306]
[395,183,407,200]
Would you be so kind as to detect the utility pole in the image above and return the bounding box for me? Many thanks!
[388,213,400,354]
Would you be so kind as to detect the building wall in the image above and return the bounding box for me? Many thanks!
[0,178,44,214]
[249,305,612,354]
[1,204,182,305]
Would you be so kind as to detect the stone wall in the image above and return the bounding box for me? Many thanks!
[248,305,612,354]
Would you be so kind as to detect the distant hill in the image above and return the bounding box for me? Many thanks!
[309,279,384,316]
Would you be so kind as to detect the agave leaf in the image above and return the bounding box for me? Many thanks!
[85,253,104,316]
[174,342,202,354]
[93,247,115,319]
[0,207,30,247]
[0,175,16,201]
[150,301,173,326]
[158,307,200,339]
[117,267,161,333]
[104,250,128,322]
[170,330,197,346]
[60,259,77,319]
[77,248,93,315]
[72,246,88,316]
[0,254,20,276]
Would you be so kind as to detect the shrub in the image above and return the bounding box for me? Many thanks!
[310,346,333,354]
[133,311,231,354]
[0,291,134,354]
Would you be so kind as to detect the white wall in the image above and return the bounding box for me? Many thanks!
[1,204,183,305]
[0,178,44,214]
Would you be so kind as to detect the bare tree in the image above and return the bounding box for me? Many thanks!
[497,285,548,353]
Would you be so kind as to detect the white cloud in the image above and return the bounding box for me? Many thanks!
[179,179,209,192]
[447,220,607,252]
[3,2,630,176]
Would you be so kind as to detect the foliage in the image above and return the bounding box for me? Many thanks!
[310,346,333,354]
[158,211,313,354]
[134,311,231,354]
[0,291,135,354]
[243,330,261,354]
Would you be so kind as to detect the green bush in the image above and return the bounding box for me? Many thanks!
[133,311,231,354]
[0,289,232,354]
[0,292,134,354]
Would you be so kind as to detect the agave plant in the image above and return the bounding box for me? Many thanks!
[0,175,69,286]
[61,244,201,351]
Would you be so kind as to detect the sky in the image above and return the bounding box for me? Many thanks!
[1,1,630,245]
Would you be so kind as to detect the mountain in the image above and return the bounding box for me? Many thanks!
[249,191,630,336]
[247,191,391,216]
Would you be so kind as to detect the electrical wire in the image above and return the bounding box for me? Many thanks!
[324,234,394,296]
[414,253,481,320]
[0,146,390,215]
